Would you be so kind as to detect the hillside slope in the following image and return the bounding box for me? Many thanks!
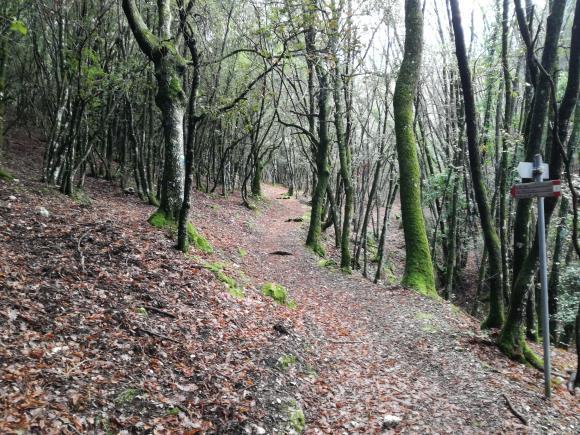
[1,134,578,433]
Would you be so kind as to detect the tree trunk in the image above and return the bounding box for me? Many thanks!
[450,0,504,328]
[177,29,201,252]
[499,0,567,366]
[548,198,569,342]
[375,181,398,283]
[305,23,331,256]
[122,0,186,224]
[393,0,436,297]
[576,301,580,389]
[251,158,263,197]
[154,60,186,221]
[0,37,5,155]
[499,0,513,307]
[354,159,382,269]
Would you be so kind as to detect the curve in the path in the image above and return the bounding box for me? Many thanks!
[241,184,578,434]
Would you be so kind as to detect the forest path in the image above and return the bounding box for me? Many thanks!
[232,184,578,433]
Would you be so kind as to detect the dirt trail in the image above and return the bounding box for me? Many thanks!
[231,184,578,433]
[1,131,577,433]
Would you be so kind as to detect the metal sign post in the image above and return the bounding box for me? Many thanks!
[533,154,551,399]
[511,154,559,399]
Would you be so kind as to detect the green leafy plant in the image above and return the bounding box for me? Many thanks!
[115,388,141,405]
[276,354,297,371]
[9,20,27,36]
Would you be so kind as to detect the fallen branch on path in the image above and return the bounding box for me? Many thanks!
[76,230,91,274]
[135,327,181,344]
[502,394,528,425]
[269,251,293,256]
[144,305,176,319]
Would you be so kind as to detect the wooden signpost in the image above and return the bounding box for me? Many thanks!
[511,155,561,399]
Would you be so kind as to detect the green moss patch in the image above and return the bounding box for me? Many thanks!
[261,282,295,308]
[276,354,297,371]
[415,312,439,333]
[282,400,306,433]
[72,189,92,206]
[187,222,213,253]
[149,210,213,254]
[307,242,325,257]
[205,262,244,298]
[148,210,173,229]
[498,326,543,369]
[135,307,148,316]
[115,388,142,405]
[0,168,14,181]
[318,259,337,269]
[402,272,440,299]
[414,312,434,321]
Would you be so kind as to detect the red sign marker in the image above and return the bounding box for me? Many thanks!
[510,180,561,199]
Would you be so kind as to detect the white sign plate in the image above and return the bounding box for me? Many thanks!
[517,162,549,179]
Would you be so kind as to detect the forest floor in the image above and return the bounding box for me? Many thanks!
[0,132,579,434]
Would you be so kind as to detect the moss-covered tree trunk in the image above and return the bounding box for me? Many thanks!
[177,29,201,253]
[393,0,436,297]
[251,158,263,197]
[329,0,353,271]
[576,301,580,389]
[354,158,382,271]
[499,0,568,366]
[548,198,569,341]
[0,37,5,156]
[303,0,331,257]
[122,0,186,224]
[450,0,504,328]
[155,61,186,221]
[333,69,353,271]
[306,69,331,256]
[499,0,514,305]
[444,160,459,300]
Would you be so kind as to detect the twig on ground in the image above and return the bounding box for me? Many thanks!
[135,327,181,344]
[76,230,90,274]
[144,305,177,319]
[502,394,528,425]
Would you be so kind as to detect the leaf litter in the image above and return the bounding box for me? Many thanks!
[0,134,578,433]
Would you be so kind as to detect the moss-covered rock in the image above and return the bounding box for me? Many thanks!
[261,282,295,308]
